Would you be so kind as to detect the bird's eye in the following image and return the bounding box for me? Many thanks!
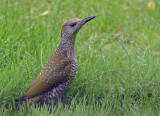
[70,23,77,27]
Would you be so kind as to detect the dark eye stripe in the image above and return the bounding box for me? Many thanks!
[70,23,76,27]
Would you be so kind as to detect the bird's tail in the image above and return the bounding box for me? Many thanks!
[15,95,43,111]
[2,97,28,113]
[3,95,43,113]
[3,95,44,114]
[15,97,29,112]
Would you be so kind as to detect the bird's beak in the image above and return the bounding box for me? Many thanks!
[81,16,96,25]
[74,16,96,34]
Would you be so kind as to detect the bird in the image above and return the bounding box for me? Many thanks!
[16,16,96,108]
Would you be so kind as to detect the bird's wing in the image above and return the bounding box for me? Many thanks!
[24,58,73,98]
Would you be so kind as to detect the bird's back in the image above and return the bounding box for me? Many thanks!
[17,48,77,106]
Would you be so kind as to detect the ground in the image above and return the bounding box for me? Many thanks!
[0,0,160,115]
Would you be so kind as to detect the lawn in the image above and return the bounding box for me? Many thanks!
[0,0,160,115]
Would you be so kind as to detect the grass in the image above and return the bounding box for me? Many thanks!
[0,0,160,115]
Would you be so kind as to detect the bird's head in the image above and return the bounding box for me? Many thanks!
[61,16,96,38]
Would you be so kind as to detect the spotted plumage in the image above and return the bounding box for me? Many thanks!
[16,16,96,108]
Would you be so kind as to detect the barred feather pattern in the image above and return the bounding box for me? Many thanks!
[29,60,76,105]
[39,60,77,106]
[16,60,77,108]
[39,77,74,106]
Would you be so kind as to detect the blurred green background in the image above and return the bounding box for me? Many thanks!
[0,0,160,115]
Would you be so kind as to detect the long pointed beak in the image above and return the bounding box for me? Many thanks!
[81,16,96,24]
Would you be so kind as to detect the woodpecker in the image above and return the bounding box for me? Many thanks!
[16,16,96,107]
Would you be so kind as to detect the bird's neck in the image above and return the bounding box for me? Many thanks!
[58,36,76,57]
